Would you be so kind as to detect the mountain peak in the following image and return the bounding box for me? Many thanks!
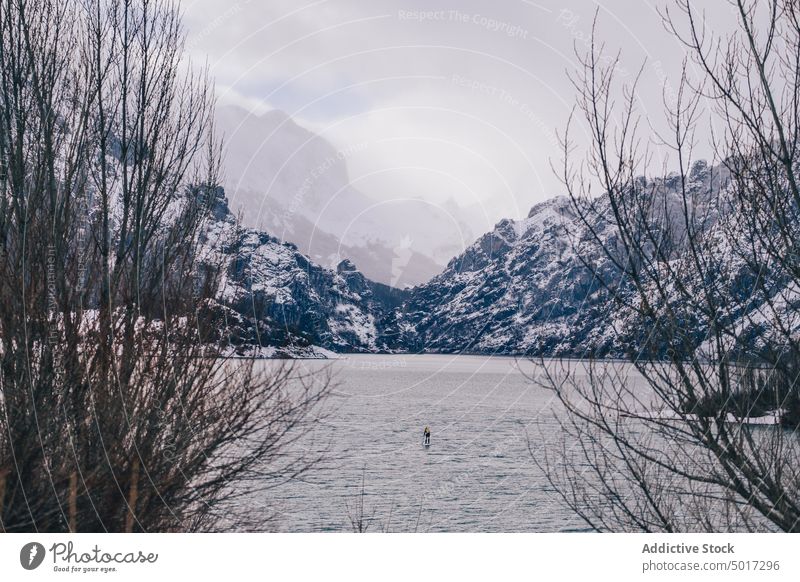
[337,258,359,274]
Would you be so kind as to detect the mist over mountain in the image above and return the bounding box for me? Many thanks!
[215,105,485,287]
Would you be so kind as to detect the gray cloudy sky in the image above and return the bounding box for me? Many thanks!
[183,0,738,222]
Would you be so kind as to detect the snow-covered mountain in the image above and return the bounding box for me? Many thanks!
[203,185,621,356]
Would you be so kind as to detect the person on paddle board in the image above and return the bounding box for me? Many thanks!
[423,426,431,445]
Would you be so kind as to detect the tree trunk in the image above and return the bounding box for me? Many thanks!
[126,458,140,533]
[68,471,77,532]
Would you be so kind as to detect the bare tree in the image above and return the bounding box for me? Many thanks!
[536,1,800,532]
[0,0,329,532]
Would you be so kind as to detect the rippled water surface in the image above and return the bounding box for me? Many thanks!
[254,354,616,532]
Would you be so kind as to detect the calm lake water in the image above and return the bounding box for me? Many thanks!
[255,354,610,532]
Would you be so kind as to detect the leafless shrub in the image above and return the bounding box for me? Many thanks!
[0,0,329,532]
[537,1,800,532]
